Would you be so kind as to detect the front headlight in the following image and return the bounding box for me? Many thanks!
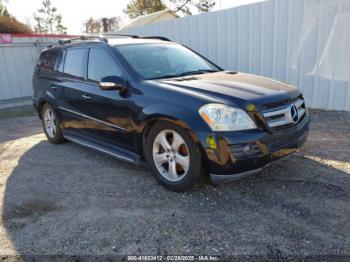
[199,103,257,131]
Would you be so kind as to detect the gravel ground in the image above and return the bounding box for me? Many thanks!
[0,109,349,257]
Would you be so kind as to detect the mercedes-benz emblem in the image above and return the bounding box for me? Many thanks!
[290,105,299,123]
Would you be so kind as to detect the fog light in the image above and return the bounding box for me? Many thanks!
[230,143,262,159]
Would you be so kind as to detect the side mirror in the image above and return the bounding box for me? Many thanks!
[99,76,126,91]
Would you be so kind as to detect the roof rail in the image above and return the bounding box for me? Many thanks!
[100,33,140,38]
[49,34,171,48]
[98,33,171,41]
[57,35,108,45]
[138,36,171,41]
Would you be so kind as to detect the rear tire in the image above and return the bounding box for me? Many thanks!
[41,103,65,144]
[145,121,203,192]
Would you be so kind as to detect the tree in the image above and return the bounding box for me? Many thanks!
[101,17,122,32]
[170,0,215,15]
[0,16,32,33]
[124,0,167,19]
[83,17,122,34]
[0,0,32,33]
[0,0,10,17]
[83,18,102,34]
[34,0,67,34]
[55,14,66,34]
[124,0,215,19]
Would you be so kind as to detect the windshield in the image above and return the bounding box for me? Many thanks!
[115,43,221,80]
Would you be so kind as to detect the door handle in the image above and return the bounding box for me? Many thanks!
[82,94,91,100]
[51,85,57,91]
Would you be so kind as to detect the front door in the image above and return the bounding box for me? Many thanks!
[72,47,135,151]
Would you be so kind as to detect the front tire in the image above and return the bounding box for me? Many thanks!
[146,122,203,191]
[42,103,65,144]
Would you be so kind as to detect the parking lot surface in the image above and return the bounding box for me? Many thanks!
[0,109,349,256]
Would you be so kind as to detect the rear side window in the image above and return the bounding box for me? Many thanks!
[88,48,122,82]
[63,48,86,79]
[38,50,58,74]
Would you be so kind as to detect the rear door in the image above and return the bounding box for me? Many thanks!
[34,48,62,108]
[34,48,83,133]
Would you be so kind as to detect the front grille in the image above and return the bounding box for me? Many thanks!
[264,124,308,152]
[263,99,290,109]
[263,96,306,129]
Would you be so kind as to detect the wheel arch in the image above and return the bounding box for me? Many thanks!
[36,94,59,119]
[37,99,47,119]
[138,107,209,164]
[140,115,201,153]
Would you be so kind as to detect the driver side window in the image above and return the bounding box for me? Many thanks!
[88,48,122,82]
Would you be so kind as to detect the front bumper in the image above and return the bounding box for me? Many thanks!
[199,112,309,183]
[209,167,265,185]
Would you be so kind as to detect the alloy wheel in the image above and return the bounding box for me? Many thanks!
[152,130,190,182]
[43,107,57,138]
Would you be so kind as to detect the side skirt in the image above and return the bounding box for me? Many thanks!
[63,132,144,166]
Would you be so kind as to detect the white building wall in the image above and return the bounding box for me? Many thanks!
[119,0,350,111]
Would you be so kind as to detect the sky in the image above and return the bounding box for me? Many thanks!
[6,0,261,34]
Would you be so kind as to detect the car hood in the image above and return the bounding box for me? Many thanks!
[157,71,300,105]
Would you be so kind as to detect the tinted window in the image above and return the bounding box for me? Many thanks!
[88,48,122,82]
[63,48,86,78]
[39,51,58,73]
[116,43,220,80]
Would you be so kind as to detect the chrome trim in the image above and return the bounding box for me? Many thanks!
[81,94,91,100]
[64,134,134,163]
[298,108,306,118]
[263,107,289,118]
[267,118,291,128]
[100,82,116,88]
[263,98,306,128]
[58,107,127,131]
[294,98,304,108]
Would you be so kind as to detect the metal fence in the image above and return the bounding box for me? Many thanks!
[0,35,67,109]
[1,0,349,111]
[119,0,350,111]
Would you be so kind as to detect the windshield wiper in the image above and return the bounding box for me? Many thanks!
[178,69,219,77]
[148,74,180,80]
[148,69,220,80]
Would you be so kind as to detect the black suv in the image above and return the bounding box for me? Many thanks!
[33,34,309,191]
